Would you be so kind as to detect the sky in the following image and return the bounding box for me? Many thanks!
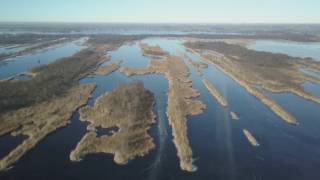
[0,0,319,23]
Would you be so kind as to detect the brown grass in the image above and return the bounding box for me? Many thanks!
[70,81,156,165]
[121,54,205,172]
[184,41,320,125]
[139,42,168,57]
[243,129,260,147]
[0,84,95,171]
[0,35,136,171]
[95,60,123,76]
[185,41,320,105]
[202,79,228,107]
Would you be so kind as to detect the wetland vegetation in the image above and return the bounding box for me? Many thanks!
[184,40,320,124]
[0,35,136,171]
[121,43,205,171]
[70,81,156,164]
[0,25,320,179]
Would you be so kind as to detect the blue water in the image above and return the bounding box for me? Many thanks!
[107,42,150,68]
[248,40,320,61]
[0,39,86,80]
[0,134,25,159]
[303,82,320,98]
[1,38,320,180]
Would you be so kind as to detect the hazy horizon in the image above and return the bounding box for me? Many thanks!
[0,0,319,24]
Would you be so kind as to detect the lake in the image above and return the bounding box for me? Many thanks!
[248,40,320,61]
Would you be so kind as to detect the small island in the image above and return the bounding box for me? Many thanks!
[243,129,260,147]
[70,81,156,165]
[140,42,168,58]
[230,112,239,120]
[202,79,228,107]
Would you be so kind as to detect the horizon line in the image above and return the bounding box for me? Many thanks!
[0,21,320,25]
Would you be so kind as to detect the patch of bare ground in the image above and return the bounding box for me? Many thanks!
[70,81,155,165]
[243,129,260,147]
[202,79,228,107]
[95,60,123,76]
[184,41,320,125]
[120,50,205,171]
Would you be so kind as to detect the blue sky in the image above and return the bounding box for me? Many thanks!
[0,0,319,23]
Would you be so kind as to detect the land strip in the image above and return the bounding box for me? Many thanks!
[95,60,123,76]
[243,129,259,147]
[202,79,228,107]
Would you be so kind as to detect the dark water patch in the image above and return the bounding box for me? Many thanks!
[263,92,320,179]
[0,112,88,179]
[180,38,319,179]
[96,127,119,137]
[303,81,320,98]
[0,134,26,159]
